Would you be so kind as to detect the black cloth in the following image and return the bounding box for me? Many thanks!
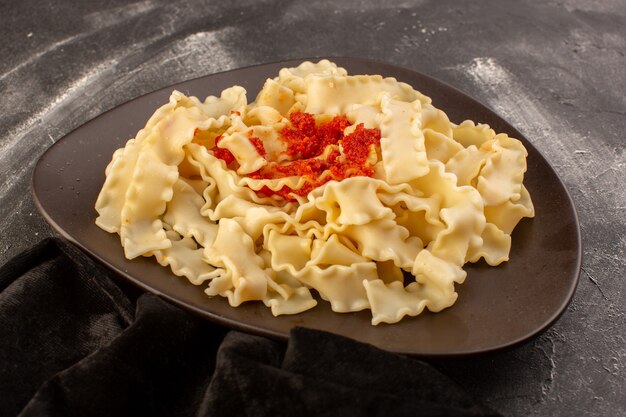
[0,238,502,417]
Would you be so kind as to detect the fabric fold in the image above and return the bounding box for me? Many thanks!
[202,327,501,417]
[0,238,133,416]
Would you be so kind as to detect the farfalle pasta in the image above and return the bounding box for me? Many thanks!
[95,60,534,325]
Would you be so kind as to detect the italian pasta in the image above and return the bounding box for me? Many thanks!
[95,60,534,325]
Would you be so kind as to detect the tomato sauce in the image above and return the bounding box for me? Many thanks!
[194,112,381,201]
[211,135,235,165]
[248,136,266,157]
[251,112,380,201]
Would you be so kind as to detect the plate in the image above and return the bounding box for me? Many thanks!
[32,58,581,356]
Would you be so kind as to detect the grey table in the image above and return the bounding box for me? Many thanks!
[1,0,624,415]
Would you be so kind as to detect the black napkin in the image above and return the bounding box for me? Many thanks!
[0,238,501,417]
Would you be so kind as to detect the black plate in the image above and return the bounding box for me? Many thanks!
[32,58,581,356]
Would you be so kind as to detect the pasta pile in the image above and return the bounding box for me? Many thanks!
[95,60,534,325]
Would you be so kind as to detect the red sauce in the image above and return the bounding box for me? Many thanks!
[250,112,380,201]
[192,113,381,201]
[211,135,235,165]
[249,136,266,157]
[282,112,351,159]
[343,124,381,165]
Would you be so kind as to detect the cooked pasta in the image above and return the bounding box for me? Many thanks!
[95,60,534,325]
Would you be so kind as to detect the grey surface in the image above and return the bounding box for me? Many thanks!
[0,0,623,416]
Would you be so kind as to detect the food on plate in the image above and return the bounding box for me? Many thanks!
[95,60,534,325]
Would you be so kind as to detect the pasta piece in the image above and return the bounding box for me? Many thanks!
[364,280,428,325]
[411,250,464,311]
[477,134,528,206]
[119,149,177,259]
[315,177,394,226]
[304,75,418,114]
[95,139,141,233]
[343,219,422,270]
[263,286,318,316]
[379,94,430,184]
[196,86,248,119]
[410,162,485,266]
[244,124,287,161]
[267,230,312,271]
[293,263,378,313]
[445,145,488,187]
[254,79,295,116]
[163,178,218,248]
[452,120,496,148]
[153,231,218,285]
[423,129,464,164]
[466,222,512,265]
[421,104,453,137]
[484,185,534,234]
[277,59,348,95]
[204,218,268,306]
[218,130,267,175]
[309,234,368,266]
